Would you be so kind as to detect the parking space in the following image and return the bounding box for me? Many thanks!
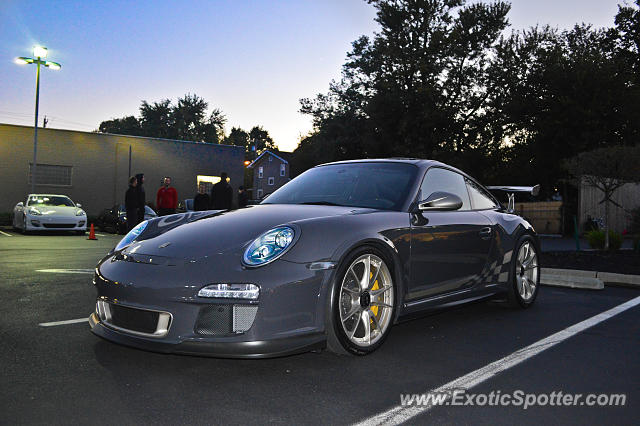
[0,233,637,424]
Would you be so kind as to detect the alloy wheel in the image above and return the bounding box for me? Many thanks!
[338,254,394,347]
[516,241,538,302]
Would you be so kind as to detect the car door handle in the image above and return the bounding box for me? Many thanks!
[479,227,492,239]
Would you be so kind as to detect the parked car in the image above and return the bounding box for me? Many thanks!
[177,199,194,213]
[90,159,540,358]
[13,194,87,234]
[96,204,157,234]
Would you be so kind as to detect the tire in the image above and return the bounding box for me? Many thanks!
[506,235,540,308]
[326,246,396,355]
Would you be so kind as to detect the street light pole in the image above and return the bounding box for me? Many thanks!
[15,46,61,194]
[32,58,41,194]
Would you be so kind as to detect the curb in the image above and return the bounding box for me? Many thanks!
[541,268,640,290]
[541,268,604,290]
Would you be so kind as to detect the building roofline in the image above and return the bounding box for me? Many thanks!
[247,150,290,168]
[0,122,243,151]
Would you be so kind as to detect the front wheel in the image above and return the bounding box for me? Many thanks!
[507,235,540,308]
[327,247,396,355]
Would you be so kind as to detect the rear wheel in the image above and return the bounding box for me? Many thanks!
[327,247,396,355]
[507,235,540,308]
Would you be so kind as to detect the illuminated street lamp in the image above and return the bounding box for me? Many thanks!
[15,46,62,193]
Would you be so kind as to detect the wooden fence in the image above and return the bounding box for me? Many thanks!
[515,201,563,235]
[579,178,640,234]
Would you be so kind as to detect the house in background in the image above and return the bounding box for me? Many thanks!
[247,150,291,200]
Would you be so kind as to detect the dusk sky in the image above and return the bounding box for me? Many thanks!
[1,0,623,152]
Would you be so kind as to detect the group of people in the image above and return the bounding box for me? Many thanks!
[124,172,249,232]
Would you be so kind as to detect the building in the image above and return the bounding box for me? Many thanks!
[247,150,291,199]
[0,123,244,215]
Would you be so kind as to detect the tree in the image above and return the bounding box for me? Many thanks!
[98,94,226,143]
[139,99,174,139]
[566,146,640,249]
[249,126,277,153]
[98,116,142,136]
[203,108,227,144]
[224,127,250,151]
[297,0,511,178]
[171,93,209,142]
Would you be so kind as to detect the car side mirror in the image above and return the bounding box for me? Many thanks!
[17,202,24,208]
[76,203,82,208]
[418,192,463,211]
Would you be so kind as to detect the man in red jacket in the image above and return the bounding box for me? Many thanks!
[156,177,178,216]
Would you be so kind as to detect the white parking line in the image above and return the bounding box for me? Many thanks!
[39,317,88,327]
[0,229,12,236]
[355,295,640,426]
[36,268,94,274]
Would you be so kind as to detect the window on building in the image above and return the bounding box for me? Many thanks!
[258,166,263,178]
[257,189,263,199]
[268,177,275,186]
[197,175,222,194]
[28,163,72,186]
[280,164,286,176]
[268,155,273,162]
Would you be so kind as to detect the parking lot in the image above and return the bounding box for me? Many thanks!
[1,228,637,425]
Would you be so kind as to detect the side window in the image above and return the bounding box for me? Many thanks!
[258,167,264,178]
[419,168,471,210]
[466,179,497,210]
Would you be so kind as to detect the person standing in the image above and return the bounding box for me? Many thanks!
[124,176,138,232]
[156,176,178,216]
[211,172,233,210]
[134,173,146,224]
[193,183,210,211]
[237,185,249,208]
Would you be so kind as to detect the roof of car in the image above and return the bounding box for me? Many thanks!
[317,158,434,167]
[315,158,478,182]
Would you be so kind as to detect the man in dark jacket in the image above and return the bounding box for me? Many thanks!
[193,183,210,211]
[237,186,249,208]
[124,176,138,232]
[211,172,233,209]
[135,173,146,224]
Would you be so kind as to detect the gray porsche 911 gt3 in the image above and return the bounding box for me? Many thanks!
[89,159,540,357]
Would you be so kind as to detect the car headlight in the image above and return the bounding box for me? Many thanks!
[28,207,42,216]
[75,209,86,216]
[242,226,296,266]
[115,220,148,251]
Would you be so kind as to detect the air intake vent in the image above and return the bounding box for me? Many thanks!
[194,304,258,336]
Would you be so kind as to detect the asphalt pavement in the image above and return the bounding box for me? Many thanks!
[0,228,637,425]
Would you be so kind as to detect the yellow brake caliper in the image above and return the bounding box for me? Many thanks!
[370,271,379,328]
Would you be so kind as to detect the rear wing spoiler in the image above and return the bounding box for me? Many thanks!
[486,185,540,212]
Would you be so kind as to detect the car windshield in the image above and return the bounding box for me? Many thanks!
[262,162,418,210]
[28,195,75,207]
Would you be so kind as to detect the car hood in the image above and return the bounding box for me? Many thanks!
[27,206,80,217]
[124,204,375,259]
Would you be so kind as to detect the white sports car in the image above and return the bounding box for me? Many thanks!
[13,194,87,234]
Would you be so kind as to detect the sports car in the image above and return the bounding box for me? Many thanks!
[89,159,540,358]
[13,194,87,234]
[96,204,157,234]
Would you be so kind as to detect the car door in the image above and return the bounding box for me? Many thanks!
[409,167,493,300]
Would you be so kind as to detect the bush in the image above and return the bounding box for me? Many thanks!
[586,230,622,250]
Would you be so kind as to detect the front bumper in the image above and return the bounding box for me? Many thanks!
[90,252,334,358]
[89,312,325,358]
[25,215,87,231]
